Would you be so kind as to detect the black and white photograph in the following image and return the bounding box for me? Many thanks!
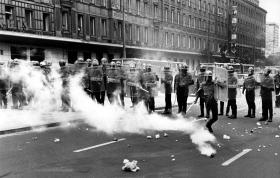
[0,0,280,177]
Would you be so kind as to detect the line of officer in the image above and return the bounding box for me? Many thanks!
[274,70,280,108]
[59,60,71,111]
[0,62,8,109]
[242,67,257,118]
[174,64,194,115]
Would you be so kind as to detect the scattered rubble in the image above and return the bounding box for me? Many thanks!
[275,135,280,138]
[256,122,261,126]
[223,135,231,140]
[53,138,60,143]
[155,134,160,139]
[122,159,140,172]
[146,136,152,139]
[163,133,168,137]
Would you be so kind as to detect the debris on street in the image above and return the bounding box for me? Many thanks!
[223,135,231,140]
[53,138,60,143]
[122,159,140,172]
[155,134,160,139]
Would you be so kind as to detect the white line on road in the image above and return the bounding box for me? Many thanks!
[73,138,126,153]
[221,149,252,166]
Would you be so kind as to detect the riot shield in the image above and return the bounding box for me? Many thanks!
[213,66,228,102]
[142,72,158,97]
[107,68,121,94]
[88,66,104,92]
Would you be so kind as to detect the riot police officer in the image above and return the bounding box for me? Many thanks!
[127,63,139,107]
[107,62,121,104]
[0,62,8,109]
[59,60,71,111]
[259,68,274,122]
[161,66,173,114]
[195,71,224,133]
[100,58,108,105]
[116,61,125,107]
[89,59,104,104]
[227,66,238,119]
[174,64,194,115]
[274,69,280,108]
[86,58,92,67]
[141,64,157,113]
[196,65,207,117]
[242,67,257,118]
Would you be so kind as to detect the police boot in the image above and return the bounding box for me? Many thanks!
[244,110,251,118]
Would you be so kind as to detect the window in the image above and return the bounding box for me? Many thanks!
[154,5,158,18]
[204,1,206,11]
[43,13,50,31]
[11,46,27,60]
[177,11,180,25]
[193,17,195,28]
[199,0,201,10]
[90,17,96,36]
[118,22,122,39]
[78,14,83,34]
[165,32,168,46]
[30,48,45,62]
[198,18,201,29]
[154,29,159,46]
[177,34,180,47]
[25,10,33,28]
[203,39,206,49]
[144,3,148,16]
[102,0,107,7]
[198,38,201,49]
[5,6,13,26]
[62,11,69,30]
[171,10,174,23]
[188,15,191,27]
[129,25,133,41]
[101,19,107,36]
[136,26,140,41]
[212,5,215,14]
[165,8,168,22]
[171,33,174,47]
[188,36,191,48]
[136,0,140,15]
[183,14,186,26]
[188,0,191,7]
[193,37,196,49]
[127,0,131,12]
[208,3,211,13]
[144,27,148,43]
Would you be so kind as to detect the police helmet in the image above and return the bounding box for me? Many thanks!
[92,59,99,66]
[116,61,122,67]
[205,71,213,76]
[86,58,92,63]
[200,65,206,72]
[101,58,108,64]
[40,61,47,67]
[164,66,170,72]
[77,57,84,62]
[248,67,254,72]
[110,61,116,67]
[228,66,234,73]
[59,60,66,67]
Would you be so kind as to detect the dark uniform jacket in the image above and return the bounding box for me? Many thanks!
[260,75,274,98]
[174,72,194,95]
[243,74,257,92]
[228,74,238,99]
[161,72,173,94]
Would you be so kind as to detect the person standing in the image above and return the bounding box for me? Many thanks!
[100,58,108,105]
[259,69,274,122]
[161,66,173,114]
[174,64,194,115]
[196,65,207,117]
[88,59,104,104]
[227,66,238,119]
[59,60,71,111]
[0,62,8,109]
[195,71,224,133]
[141,64,157,113]
[274,70,280,108]
[116,61,126,107]
[242,67,257,118]
[126,63,140,107]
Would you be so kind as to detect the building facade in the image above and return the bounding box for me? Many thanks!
[228,0,266,64]
[265,23,279,56]
[0,0,265,70]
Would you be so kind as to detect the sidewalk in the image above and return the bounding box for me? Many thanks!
[0,94,196,135]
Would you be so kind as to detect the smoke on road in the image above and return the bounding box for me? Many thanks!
[0,61,217,156]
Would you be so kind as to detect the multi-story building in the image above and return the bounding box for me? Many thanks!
[228,0,266,64]
[0,0,265,70]
[265,23,279,56]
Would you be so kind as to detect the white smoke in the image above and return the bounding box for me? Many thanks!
[70,74,217,156]
[0,61,217,156]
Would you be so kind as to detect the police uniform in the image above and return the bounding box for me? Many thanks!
[162,66,173,114]
[196,68,208,117]
[197,72,221,133]
[141,66,157,112]
[243,71,257,118]
[274,72,280,107]
[0,63,8,109]
[59,61,71,111]
[116,61,126,107]
[100,58,108,105]
[259,70,274,122]
[127,66,140,106]
[174,65,194,114]
[227,70,238,119]
[107,62,122,104]
[88,60,104,104]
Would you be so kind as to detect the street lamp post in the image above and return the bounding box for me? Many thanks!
[122,0,126,58]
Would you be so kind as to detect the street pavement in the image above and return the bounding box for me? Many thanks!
[0,94,280,178]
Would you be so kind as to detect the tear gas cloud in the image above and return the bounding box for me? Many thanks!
[0,60,217,156]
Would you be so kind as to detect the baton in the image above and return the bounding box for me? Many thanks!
[186,102,196,113]
[6,87,13,95]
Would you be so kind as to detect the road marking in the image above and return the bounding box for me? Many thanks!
[73,138,126,153]
[221,149,252,166]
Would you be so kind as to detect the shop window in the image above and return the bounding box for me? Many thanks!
[30,48,45,62]
[11,46,27,60]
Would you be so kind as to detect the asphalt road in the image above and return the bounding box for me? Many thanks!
[0,96,280,178]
